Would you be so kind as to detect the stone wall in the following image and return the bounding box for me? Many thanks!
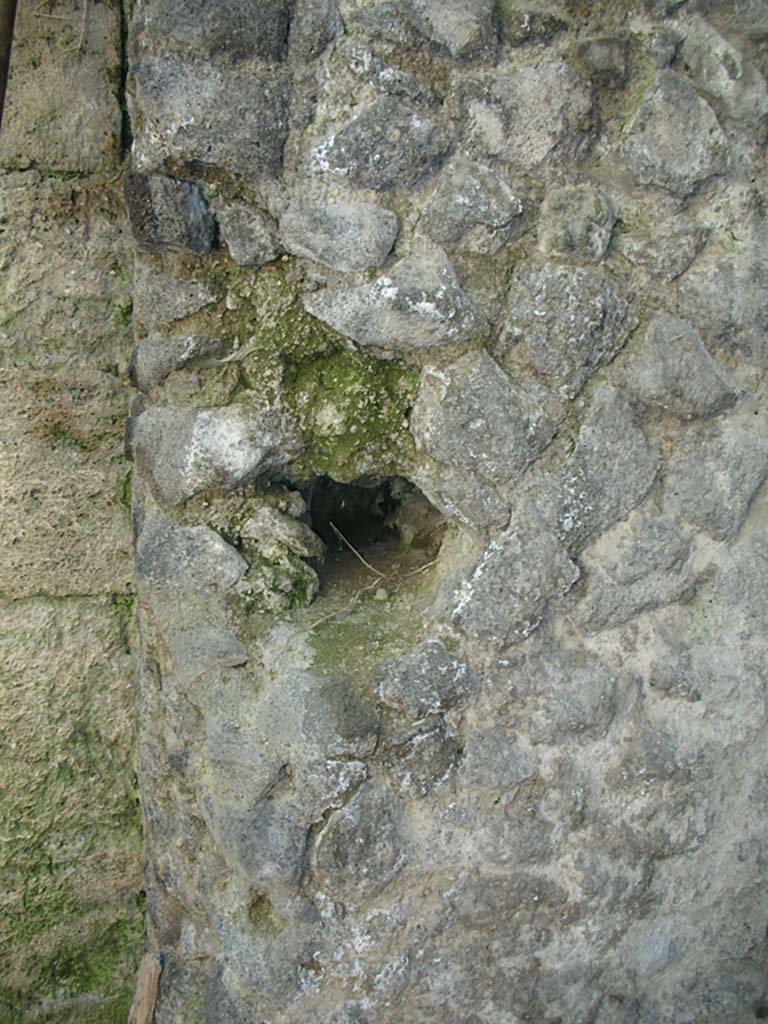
[0,2,144,1021]
[5,0,768,1022]
[123,2,768,1022]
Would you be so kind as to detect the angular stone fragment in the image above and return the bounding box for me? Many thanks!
[576,510,697,632]
[663,407,768,540]
[622,72,729,195]
[500,262,635,398]
[130,336,220,392]
[289,0,342,60]
[451,511,580,647]
[133,405,303,506]
[312,782,407,904]
[142,0,293,62]
[133,263,217,330]
[166,627,248,686]
[280,199,398,272]
[207,798,308,890]
[308,97,451,190]
[412,350,559,484]
[136,517,247,591]
[420,157,525,255]
[532,386,659,548]
[538,185,617,264]
[676,252,768,360]
[411,460,512,530]
[353,0,497,60]
[383,720,462,797]
[218,203,280,267]
[378,640,475,719]
[680,16,768,136]
[618,313,738,419]
[460,61,592,170]
[131,57,290,178]
[614,214,709,282]
[303,247,486,352]
[123,174,215,254]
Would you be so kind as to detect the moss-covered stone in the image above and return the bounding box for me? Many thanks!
[0,596,144,1023]
[285,351,418,482]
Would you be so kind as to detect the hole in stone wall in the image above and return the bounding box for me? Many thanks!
[302,476,446,593]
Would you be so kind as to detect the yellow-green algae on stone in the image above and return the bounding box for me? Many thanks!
[0,596,144,1024]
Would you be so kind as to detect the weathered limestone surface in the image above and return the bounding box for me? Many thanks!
[0,3,144,1021]
[24,0,768,1021]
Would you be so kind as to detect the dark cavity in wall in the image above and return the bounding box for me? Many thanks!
[302,475,446,591]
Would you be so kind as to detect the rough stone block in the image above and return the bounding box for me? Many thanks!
[303,247,486,352]
[0,172,132,368]
[0,367,133,599]
[133,405,304,506]
[0,0,122,173]
[420,157,526,255]
[280,197,398,272]
[500,261,635,398]
[218,202,280,267]
[123,174,216,254]
[538,184,617,263]
[412,349,559,485]
[622,72,729,195]
[308,96,451,191]
[0,595,143,1018]
[617,312,738,419]
[131,57,290,179]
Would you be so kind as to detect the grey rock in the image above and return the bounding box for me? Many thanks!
[131,57,290,178]
[207,798,307,889]
[280,199,398,272]
[576,509,697,632]
[500,262,636,399]
[383,720,462,797]
[451,510,580,647]
[575,36,628,87]
[352,0,498,61]
[130,335,221,393]
[538,185,617,264]
[621,72,729,195]
[617,313,738,419]
[460,60,592,170]
[166,626,248,685]
[412,350,559,484]
[663,408,768,540]
[241,507,325,560]
[500,7,569,47]
[377,639,475,719]
[506,642,620,743]
[303,247,486,353]
[676,251,768,361]
[679,16,768,136]
[461,727,534,789]
[218,203,280,267]
[308,97,451,191]
[136,516,247,591]
[339,40,436,104]
[123,173,215,254]
[647,27,682,68]
[410,459,512,529]
[133,405,303,506]
[614,214,710,282]
[420,157,525,256]
[533,386,659,548]
[288,0,342,60]
[302,677,379,758]
[312,781,407,904]
[133,262,217,330]
[140,0,293,62]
